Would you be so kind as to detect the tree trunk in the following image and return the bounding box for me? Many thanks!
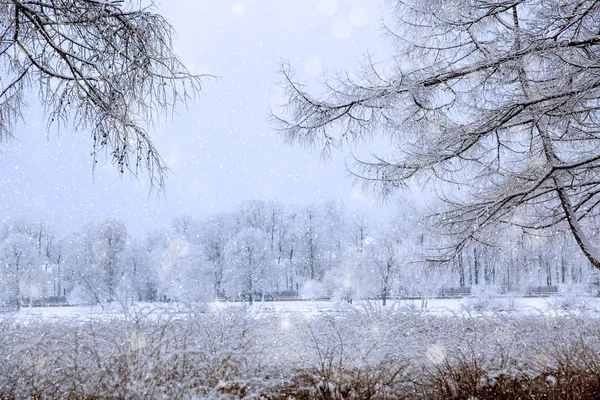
[473,248,479,285]
[458,252,465,288]
[561,251,566,284]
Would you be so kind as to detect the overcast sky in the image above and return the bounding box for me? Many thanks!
[0,0,394,235]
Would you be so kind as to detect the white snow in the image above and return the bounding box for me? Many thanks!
[7,296,600,321]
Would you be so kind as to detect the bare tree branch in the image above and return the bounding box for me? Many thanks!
[0,0,207,190]
[274,0,600,268]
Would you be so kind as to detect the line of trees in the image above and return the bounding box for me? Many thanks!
[0,199,596,307]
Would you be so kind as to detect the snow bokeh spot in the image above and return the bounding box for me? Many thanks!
[304,57,323,76]
[348,7,369,26]
[318,0,339,16]
[342,276,352,288]
[332,20,352,39]
[25,283,41,299]
[232,3,245,14]
[168,237,190,258]
[426,343,446,364]
[160,237,190,273]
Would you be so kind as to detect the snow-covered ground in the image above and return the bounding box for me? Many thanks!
[3,296,600,399]
[7,295,600,321]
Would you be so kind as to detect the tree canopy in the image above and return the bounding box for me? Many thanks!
[275,0,600,269]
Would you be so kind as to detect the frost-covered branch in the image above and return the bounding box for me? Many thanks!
[275,0,600,268]
[0,0,206,190]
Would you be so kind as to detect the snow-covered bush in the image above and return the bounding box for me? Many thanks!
[299,279,327,300]
[1,308,600,398]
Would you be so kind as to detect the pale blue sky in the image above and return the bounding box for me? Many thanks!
[0,0,394,235]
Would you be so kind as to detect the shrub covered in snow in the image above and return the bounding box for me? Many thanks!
[0,306,599,399]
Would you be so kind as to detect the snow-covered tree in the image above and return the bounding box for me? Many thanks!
[95,218,127,300]
[122,238,157,302]
[171,214,202,243]
[276,206,299,292]
[234,200,271,232]
[0,233,41,307]
[155,237,213,302]
[322,247,368,302]
[299,205,321,282]
[0,0,203,187]
[368,237,399,306]
[351,213,369,254]
[276,0,600,270]
[6,219,60,297]
[223,227,273,304]
[60,219,127,304]
[199,213,235,293]
[320,201,348,272]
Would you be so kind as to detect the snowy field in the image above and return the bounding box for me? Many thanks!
[2,297,600,399]
[7,296,600,321]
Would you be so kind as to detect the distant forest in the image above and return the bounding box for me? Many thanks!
[0,199,595,307]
